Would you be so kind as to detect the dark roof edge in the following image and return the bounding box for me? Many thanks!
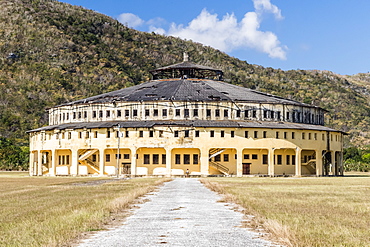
[27,120,346,134]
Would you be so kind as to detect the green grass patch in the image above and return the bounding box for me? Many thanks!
[203,175,370,247]
[0,176,168,246]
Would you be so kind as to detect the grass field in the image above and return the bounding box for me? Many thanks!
[203,172,370,247]
[0,172,168,247]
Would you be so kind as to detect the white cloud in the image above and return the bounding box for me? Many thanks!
[118,13,144,28]
[166,0,287,60]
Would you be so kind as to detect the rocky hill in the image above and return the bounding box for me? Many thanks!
[0,0,369,147]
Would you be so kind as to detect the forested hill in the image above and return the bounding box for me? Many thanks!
[0,0,369,147]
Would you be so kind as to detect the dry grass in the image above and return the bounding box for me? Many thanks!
[202,175,370,247]
[0,173,169,247]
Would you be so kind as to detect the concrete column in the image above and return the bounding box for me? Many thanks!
[29,152,34,176]
[165,148,172,177]
[331,151,336,175]
[37,151,43,176]
[200,148,209,176]
[268,148,275,177]
[99,148,105,176]
[131,148,137,177]
[50,149,56,176]
[339,152,344,176]
[295,148,302,177]
[70,149,79,176]
[315,150,323,176]
[236,149,243,177]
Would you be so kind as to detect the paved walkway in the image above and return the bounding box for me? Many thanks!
[78,178,278,247]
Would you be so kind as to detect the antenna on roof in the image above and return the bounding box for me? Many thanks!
[183,52,189,62]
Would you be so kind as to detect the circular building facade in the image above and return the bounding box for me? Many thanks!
[28,60,344,177]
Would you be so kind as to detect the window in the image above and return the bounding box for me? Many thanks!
[193,154,199,164]
[284,132,287,139]
[286,155,290,165]
[144,154,150,164]
[231,131,235,138]
[314,133,317,140]
[252,110,257,118]
[125,110,129,117]
[244,154,250,159]
[223,154,229,162]
[92,111,97,118]
[125,131,129,138]
[263,131,267,138]
[106,130,111,138]
[117,110,122,117]
[184,130,189,138]
[133,109,138,117]
[286,112,290,120]
[106,154,111,162]
[175,154,181,164]
[277,155,282,165]
[175,109,180,116]
[224,110,228,117]
[193,109,198,117]
[124,154,130,159]
[84,111,87,118]
[174,131,179,137]
[116,131,120,138]
[92,154,97,162]
[153,109,158,117]
[277,111,281,120]
[195,130,200,137]
[145,109,150,116]
[94,131,98,138]
[66,155,70,165]
[292,132,295,139]
[252,154,258,160]
[210,130,215,137]
[206,109,211,117]
[322,133,325,141]
[149,130,154,137]
[215,109,220,117]
[153,154,159,164]
[66,113,69,120]
[184,109,189,117]
[302,133,305,139]
[309,133,311,140]
[159,130,163,138]
[271,111,275,119]
[244,110,249,118]
[263,110,268,118]
[184,154,190,164]
[85,132,89,139]
[68,132,71,139]
[276,131,279,139]
[245,131,249,138]
[162,154,166,164]
[262,154,268,164]
[73,112,76,119]
[99,110,103,118]
[139,131,143,137]
[79,132,82,139]
[78,112,82,119]
[162,109,167,117]
[221,130,225,138]
[215,154,221,162]
[254,131,258,138]
[236,110,241,118]
[292,155,296,165]
[106,110,110,118]
[115,154,122,159]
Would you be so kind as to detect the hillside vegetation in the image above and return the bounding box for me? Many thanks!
[0,0,369,154]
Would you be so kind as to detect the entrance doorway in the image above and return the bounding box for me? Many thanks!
[242,163,251,175]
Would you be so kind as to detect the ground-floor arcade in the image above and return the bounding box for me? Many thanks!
[29,146,344,177]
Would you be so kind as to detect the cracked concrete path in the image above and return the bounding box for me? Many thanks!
[78,178,279,247]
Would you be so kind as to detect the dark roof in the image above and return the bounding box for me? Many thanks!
[150,61,222,73]
[57,79,317,108]
[27,120,345,134]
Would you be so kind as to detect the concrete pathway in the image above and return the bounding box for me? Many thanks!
[78,178,278,247]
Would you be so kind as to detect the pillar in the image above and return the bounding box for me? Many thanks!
[268,148,275,177]
[70,149,79,176]
[37,151,43,176]
[165,148,172,177]
[200,148,209,176]
[295,147,302,177]
[99,148,105,176]
[130,148,137,177]
[315,150,323,176]
[50,149,56,176]
[29,152,34,176]
[236,149,243,177]
[331,151,336,175]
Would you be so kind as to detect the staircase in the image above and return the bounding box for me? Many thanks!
[78,149,100,174]
[209,148,229,175]
[302,151,316,174]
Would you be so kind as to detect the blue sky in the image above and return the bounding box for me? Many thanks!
[59,0,370,75]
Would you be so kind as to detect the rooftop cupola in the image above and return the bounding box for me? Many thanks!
[150,53,223,80]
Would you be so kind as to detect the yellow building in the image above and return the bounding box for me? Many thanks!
[28,59,344,177]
